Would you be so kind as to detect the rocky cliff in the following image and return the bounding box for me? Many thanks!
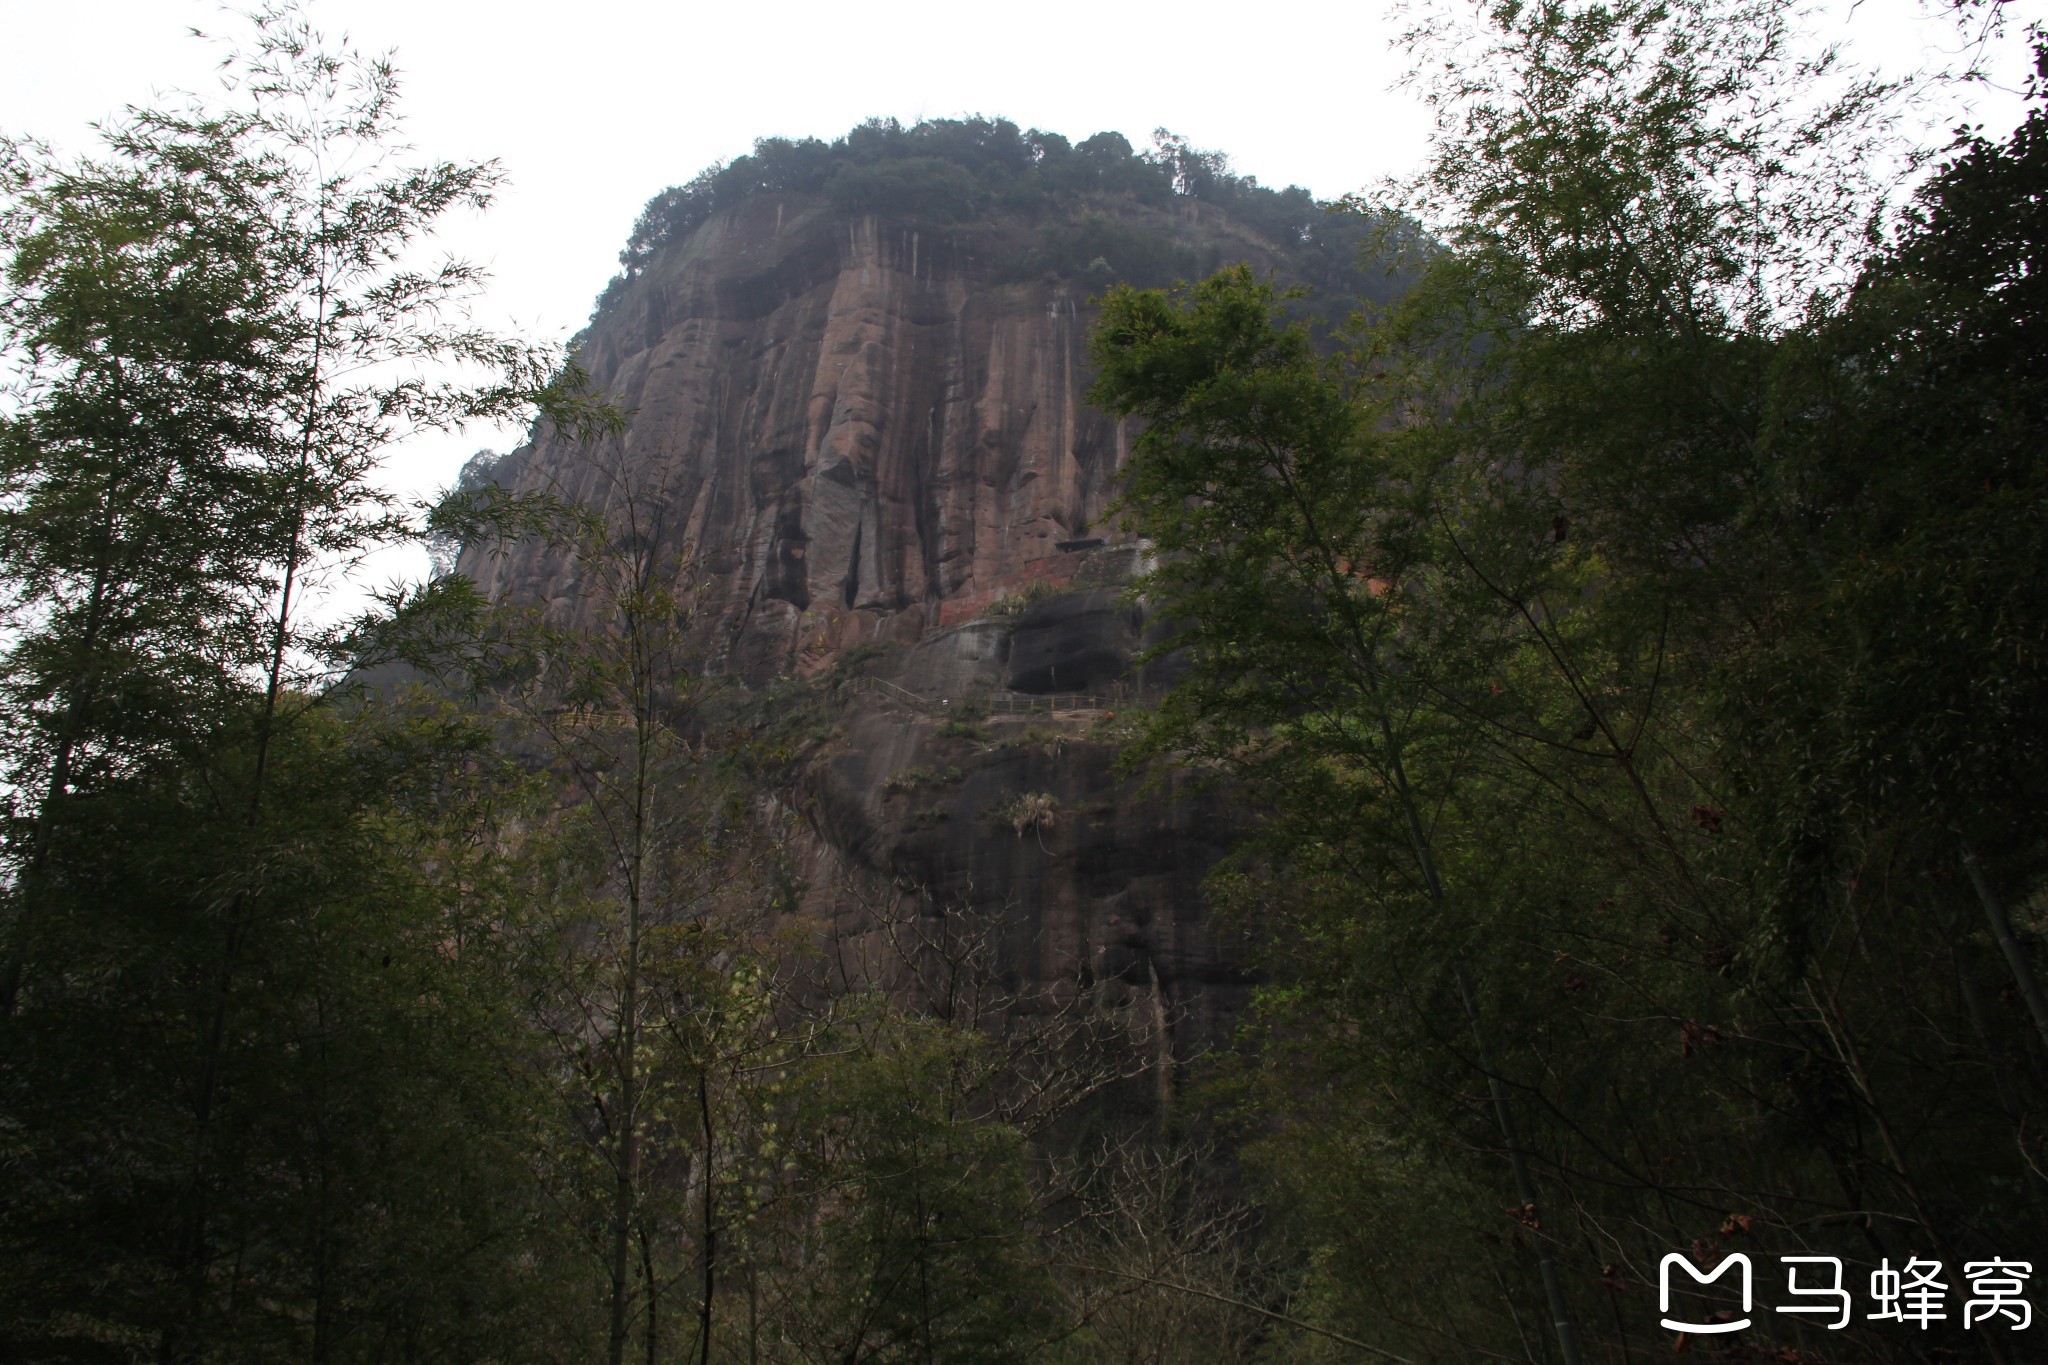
[460,139,1382,1058]
[469,191,1296,672]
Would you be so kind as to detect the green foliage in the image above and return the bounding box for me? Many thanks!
[771,1004,1052,1361]
[883,763,964,794]
[0,692,578,1362]
[591,116,1411,321]
[714,672,840,780]
[26,0,2045,1359]
[0,11,1265,1365]
[829,639,899,679]
[980,578,1065,620]
[0,10,595,1359]
[827,154,982,221]
[989,791,1061,839]
[992,724,1068,753]
[1029,214,1201,289]
[1086,21,2048,1360]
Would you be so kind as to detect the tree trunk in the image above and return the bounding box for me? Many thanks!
[698,1067,716,1365]
[1962,842,2048,1051]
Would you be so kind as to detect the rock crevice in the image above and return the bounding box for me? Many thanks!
[461,188,1296,1055]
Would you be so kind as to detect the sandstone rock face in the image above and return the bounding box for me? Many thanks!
[792,621,1256,1052]
[463,192,1286,675]
[461,190,1284,1057]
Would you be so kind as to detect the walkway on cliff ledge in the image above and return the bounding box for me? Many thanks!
[843,675,1134,717]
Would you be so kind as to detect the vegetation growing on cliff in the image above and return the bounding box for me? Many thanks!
[4,0,2044,1361]
[589,116,1411,319]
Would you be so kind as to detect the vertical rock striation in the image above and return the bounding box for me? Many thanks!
[460,175,1357,1059]
[469,194,1177,674]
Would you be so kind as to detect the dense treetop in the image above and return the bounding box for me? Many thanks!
[588,116,1410,320]
[11,2,2046,1359]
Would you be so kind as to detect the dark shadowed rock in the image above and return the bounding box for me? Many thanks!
[1005,588,1141,693]
[456,178,1322,1069]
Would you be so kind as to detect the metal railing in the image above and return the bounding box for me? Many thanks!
[842,675,939,713]
[981,690,1123,715]
[841,675,1132,717]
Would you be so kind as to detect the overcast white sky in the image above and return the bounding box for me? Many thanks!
[3,2,1441,373]
[1,0,2034,587]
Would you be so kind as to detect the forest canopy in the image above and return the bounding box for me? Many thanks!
[4,1,2045,1362]
[1085,3,2048,1361]
[587,116,1403,318]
